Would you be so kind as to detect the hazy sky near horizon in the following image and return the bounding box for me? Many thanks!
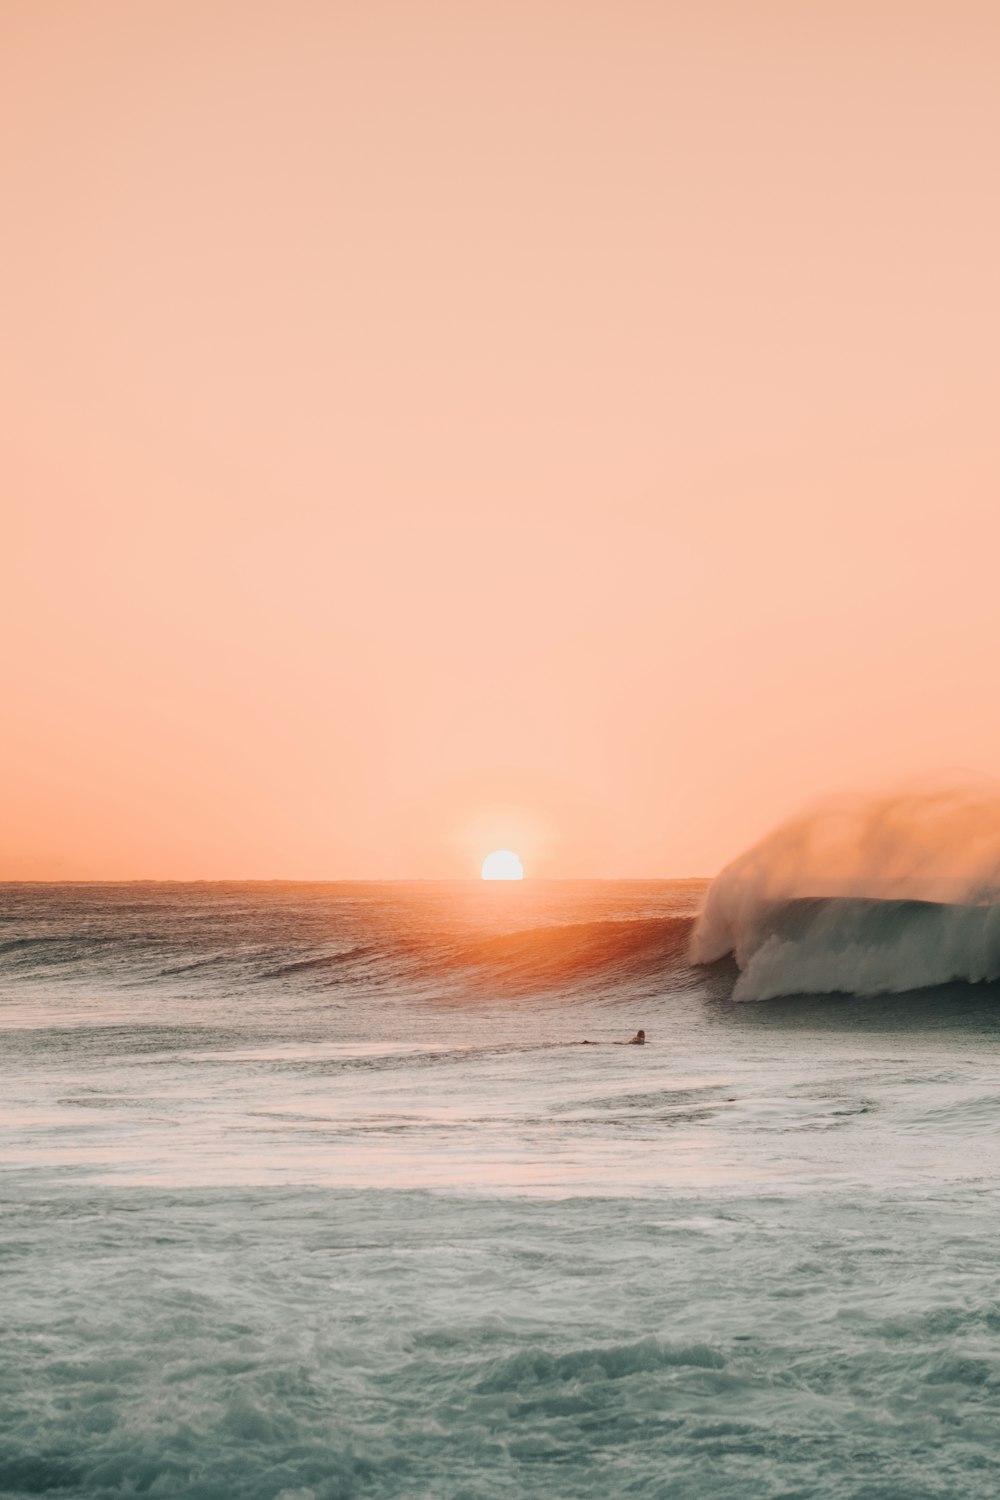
[4,1,1000,879]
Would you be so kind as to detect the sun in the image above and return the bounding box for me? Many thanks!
[481,849,524,881]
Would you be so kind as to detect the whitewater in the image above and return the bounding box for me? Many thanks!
[2,878,1000,1499]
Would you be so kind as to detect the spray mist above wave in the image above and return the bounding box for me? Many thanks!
[691,787,1000,1000]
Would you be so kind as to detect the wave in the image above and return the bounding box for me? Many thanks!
[445,916,695,997]
[692,788,1000,1000]
[0,888,700,1005]
[472,1336,725,1394]
[259,946,376,980]
[710,896,1000,1000]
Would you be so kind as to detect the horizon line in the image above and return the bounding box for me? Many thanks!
[0,874,714,886]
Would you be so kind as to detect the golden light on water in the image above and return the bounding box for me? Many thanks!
[481,850,524,881]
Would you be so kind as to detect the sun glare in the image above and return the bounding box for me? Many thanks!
[481,849,524,881]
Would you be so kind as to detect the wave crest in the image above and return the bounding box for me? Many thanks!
[692,788,1000,1000]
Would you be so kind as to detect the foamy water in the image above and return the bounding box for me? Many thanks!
[2,881,999,1497]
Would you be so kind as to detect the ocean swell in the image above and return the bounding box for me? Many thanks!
[449,916,694,996]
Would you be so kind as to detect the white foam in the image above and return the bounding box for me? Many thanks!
[692,786,1000,998]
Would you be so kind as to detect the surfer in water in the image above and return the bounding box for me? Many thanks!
[581,1029,646,1045]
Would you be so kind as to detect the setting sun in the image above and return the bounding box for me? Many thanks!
[481,850,524,881]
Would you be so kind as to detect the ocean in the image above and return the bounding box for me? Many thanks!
[2,879,999,1498]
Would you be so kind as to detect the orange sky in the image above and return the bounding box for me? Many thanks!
[3,1,1000,879]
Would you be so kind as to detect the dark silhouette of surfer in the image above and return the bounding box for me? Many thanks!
[581,1029,645,1045]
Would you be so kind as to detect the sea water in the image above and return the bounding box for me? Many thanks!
[2,881,999,1498]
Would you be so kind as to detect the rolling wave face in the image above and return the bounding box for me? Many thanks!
[722,897,1000,1001]
[445,916,696,998]
[0,883,706,1016]
[691,787,1000,1000]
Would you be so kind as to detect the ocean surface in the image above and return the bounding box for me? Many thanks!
[2,880,999,1499]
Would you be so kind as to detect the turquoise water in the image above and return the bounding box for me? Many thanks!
[2,882,999,1497]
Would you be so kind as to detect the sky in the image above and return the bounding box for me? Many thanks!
[3,1,1000,880]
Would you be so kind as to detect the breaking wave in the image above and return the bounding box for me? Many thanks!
[692,787,1000,1000]
[711,896,1000,1001]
